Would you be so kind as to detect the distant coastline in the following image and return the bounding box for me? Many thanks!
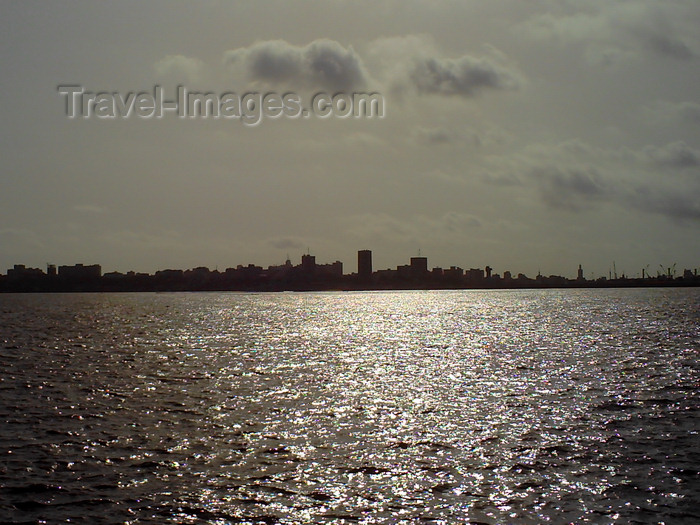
[2,251,698,293]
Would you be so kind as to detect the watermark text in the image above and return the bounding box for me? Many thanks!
[58,85,385,125]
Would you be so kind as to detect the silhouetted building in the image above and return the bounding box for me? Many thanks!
[301,254,316,276]
[267,259,294,280]
[226,264,263,281]
[410,256,428,278]
[7,264,44,280]
[444,266,463,280]
[317,261,343,279]
[397,264,411,279]
[156,269,184,279]
[358,250,372,281]
[3,249,698,294]
[58,263,101,280]
[466,268,484,281]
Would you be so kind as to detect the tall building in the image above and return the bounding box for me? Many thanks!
[358,250,372,280]
[58,263,101,280]
[409,256,428,278]
[301,254,316,275]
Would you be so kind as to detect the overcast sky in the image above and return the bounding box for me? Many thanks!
[1,0,699,279]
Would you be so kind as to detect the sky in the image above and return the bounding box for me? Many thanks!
[1,0,699,279]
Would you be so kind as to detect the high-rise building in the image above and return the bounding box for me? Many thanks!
[301,254,316,275]
[409,256,428,277]
[358,250,372,280]
[58,263,101,280]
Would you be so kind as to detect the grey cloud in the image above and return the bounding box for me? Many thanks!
[364,36,521,98]
[222,36,520,99]
[641,100,700,128]
[224,39,368,90]
[154,55,208,84]
[415,126,453,144]
[409,55,519,97]
[627,187,700,221]
[346,211,482,245]
[676,102,700,124]
[530,165,608,211]
[442,211,482,230]
[513,137,700,223]
[482,171,523,187]
[520,141,700,221]
[644,33,695,60]
[268,237,305,250]
[72,205,108,214]
[412,126,482,146]
[626,8,697,60]
[521,5,698,64]
[644,141,700,168]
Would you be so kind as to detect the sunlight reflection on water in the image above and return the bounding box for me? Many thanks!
[0,289,698,523]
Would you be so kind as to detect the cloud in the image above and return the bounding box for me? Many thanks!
[520,11,609,43]
[268,237,305,250]
[345,211,482,245]
[497,139,700,222]
[642,100,700,126]
[365,35,520,98]
[675,102,700,123]
[414,126,454,145]
[644,33,695,60]
[442,211,482,230]
[519,4,698,64]
[154,54,208,84]
[631,9,697,60]
[72,204,108,214]
[0,228,45,250]
[530,165,608,211]
[644,141,700,168]
[627,187,700,221]
[223,39,368,90]
[157,35,523,101]
[409,55,519,97]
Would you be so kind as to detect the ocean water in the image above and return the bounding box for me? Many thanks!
[0,289,698,524]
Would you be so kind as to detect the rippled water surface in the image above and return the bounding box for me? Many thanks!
[1,289,699,524]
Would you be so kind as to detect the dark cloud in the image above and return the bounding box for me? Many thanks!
[442,211,482,230]
[629,10,697,61]
[412,126,482,146]
[627,187,700,221]
[645,33,695,60]
[223,36,522,100]
[409,55,519,97]
[530,165,607,211]
[268,237,305,250]
[415,126,453,144]
[644,141,700,168]
[677,102,700,124]
[224,39,368,90]
[154,54,207,84]
[526,156,700,222]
